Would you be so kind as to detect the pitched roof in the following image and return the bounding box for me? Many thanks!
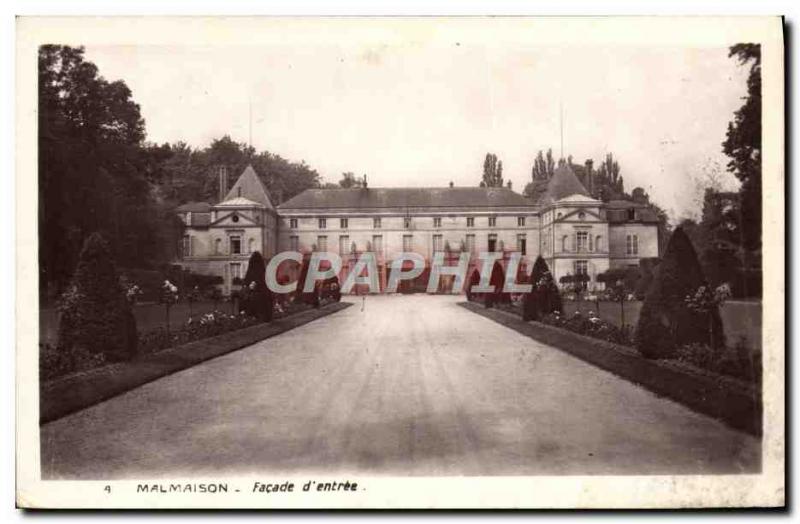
[223,164,275,210]
[176,201,212,213]
[279,187,534,211]
[215,196,264,208]
[539,164,591,204]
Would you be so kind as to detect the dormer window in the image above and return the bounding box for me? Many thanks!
[627,208,636,221]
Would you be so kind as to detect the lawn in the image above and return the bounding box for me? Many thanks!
[562,300,762,350]
[39,299,233,345]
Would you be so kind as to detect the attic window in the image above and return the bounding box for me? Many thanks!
[627,208,636,221]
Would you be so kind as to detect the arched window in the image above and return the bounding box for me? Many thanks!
[561,235,569,252]
[215,238,221,255]
[248,238,255,253]
[595,235,602,252]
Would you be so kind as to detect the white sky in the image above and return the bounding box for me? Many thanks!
[84,43,748,220]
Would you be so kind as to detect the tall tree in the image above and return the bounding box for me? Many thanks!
[722,43,761,253]
[338,172,363,188]
[481,153,503,188]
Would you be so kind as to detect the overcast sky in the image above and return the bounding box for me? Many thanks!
[84,43,748,220]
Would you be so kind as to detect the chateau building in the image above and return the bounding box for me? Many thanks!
[177,163,660,293]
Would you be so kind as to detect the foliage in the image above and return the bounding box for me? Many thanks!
[634,227,726,359]
[338,172,365,188]
[57,232,138,362]
[635,258,661,299]
[523,256,562,321]
[139,310,260,354]
[480,153,504,188]
[540,310,634,346]
[241,251,274,322]
[597,267,641,295]
[39,342,107,382]
[675,338,761,384]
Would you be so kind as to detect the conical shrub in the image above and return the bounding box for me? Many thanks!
[523,256,562,321]
[57,232,138,362]
[635,227,725,358]
[242,251,274,322]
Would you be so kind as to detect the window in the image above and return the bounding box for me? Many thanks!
[517,234,527,255]
[214,238,221,255]
[290,236,299,251]
[517,216,526,227]
[627,208,636,221]
[230,235,242,255]
[588,234,593,252]
[466,234,475,253]
[317,235,327,252]
[230,263,242,280]
[595,235,602,252]
[404,217,412,229]
[467,217,475,227]
[289,218,298,229]
[372,235,383,253]
[340,218,349,229]
[433,234,443,252]
[575,260,588,276]
[488,216,497,227]
[488,233,497,252]
[373,217,381,229]
[576,231,588,253]
[248,238,255,253]
[182,235,192,257]
[319,218,327,229]
[232,214,240,223]
[402,235,413,252]
[339,235,349,254]
[433,217,442,228]
[626,234,639,255]
[561,235,569,252]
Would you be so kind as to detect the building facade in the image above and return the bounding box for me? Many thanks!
[177,164,660,293]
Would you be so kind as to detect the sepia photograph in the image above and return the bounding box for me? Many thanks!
[14,15,785,509]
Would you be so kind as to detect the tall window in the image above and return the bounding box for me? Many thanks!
[433,217,442,228]
[561,235,569,252]
[230,262,242,280]
[214,238,221,255]
[182,235,192,257]
[626,234,639,255]
[248,238,255,253]
[318,218,327,229]
[488,216,497,227]
[432,234,443,252]
[517,216,526,227]
[290,236,299,252]
[373,217,382,229]
[627,208,636,221]
[230,235,242,255]
[595,235,602,252]
[402,235,413,251]
[339,235,349,254]
[488,233,497,252]
[289,218,298,229]
[404,217,412,229]
[576,231,588,253]
[317,235,327,252]
[467,217,475,227]
[372,235,383,253]
[517,234,527,255]
[340,218,348,229]
[466,234,475,253]
[575,260,588,276]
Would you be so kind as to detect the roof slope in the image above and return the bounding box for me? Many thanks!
[222,164,275,209]
[279,187,535,210]
[176,201,212,213]
[539,164,591,204]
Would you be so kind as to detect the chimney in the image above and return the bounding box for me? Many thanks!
[363,174,368,189]
[449,181,454,188]
[585,159,594,195]
[218,165,228,202]
[506,180,512,190]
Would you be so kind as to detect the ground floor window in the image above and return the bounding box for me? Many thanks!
[488,233,497,252]
[575,260,588,277]
[290,235,299,251]
[373,235,383,253]
[317,235,327,252]
[402,234,413,252]
[517,234,526,255]
[432,234,443,252]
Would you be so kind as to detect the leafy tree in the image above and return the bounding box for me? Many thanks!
[57,233,138,362]
[634,227,725,359]
[481,153,504,188]
[338,171,364,188]
[242,251,274,322]
[722,44,761,253]
[523,256,562,321]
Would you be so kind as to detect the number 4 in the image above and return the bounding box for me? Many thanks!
[104,485,111,494]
